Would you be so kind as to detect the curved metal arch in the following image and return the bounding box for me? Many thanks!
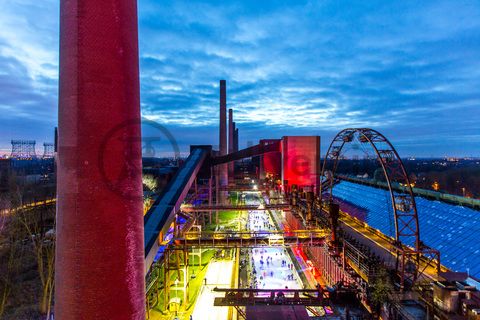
[320,128,420,250]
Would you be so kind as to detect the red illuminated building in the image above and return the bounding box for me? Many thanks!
[281,136,321,194]
[259,139,282,181]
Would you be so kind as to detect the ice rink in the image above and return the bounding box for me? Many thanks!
[246,195,303,291]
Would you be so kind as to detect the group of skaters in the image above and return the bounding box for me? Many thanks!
[248,212,274,231]
[281,259,294,270]
[244,207,301,290]
[248,248,298,289]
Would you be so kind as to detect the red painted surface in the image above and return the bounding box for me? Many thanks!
[308,246,326,279]
[286,211,304,230]
[286,213,325,284]
[309,245,353,286]
[259,139,281,180]
[263,152,281,177]
[281,136,320,193]
[56,0,145,319]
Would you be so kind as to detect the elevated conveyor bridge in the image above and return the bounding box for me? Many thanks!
[171,229,328,249]
[144,141,287,270]
[144,146,209,269]
[181,203,290,212]
[212,287,329,307]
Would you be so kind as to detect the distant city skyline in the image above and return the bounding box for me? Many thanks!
[0,0,479,157]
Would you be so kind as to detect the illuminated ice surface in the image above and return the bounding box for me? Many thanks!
[333,181,480,277]
[247,206,303,291]
[250,247,302,290]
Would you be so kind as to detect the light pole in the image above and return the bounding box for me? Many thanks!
[174,278,179,298]
[174,278,179,317]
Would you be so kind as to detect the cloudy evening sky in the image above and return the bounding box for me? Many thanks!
[0,0,479,157]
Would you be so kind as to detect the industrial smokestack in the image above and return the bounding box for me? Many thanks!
[54,127,58,153]
[219,80,227,156]
[234,128,239,152]
[56,0,145,318]
[228,109,234,154]
[228,109,234,184]
[232,122,236,151]
[218,80,228,201]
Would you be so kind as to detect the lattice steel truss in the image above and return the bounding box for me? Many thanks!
[320,128,420,250]
[10,140,36,159]
[320,128,440,291]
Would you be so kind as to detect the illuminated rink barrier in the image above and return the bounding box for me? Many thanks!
[333,180,480,277]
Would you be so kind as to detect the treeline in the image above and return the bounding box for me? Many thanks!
[334,159,480,199]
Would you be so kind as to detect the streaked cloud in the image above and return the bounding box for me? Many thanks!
[0,0,479,156]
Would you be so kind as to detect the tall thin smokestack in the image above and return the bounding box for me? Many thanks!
[228,109,234,184]
[218,80,228,201]
[219,80,227,156]
[232,121,236,151]
[54,127,58,153]
[228,109,234,154]
[234,128,239,152]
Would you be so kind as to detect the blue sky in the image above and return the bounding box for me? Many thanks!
[0,0,479,157]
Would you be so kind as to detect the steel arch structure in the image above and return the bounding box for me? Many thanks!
[320,128,420,251]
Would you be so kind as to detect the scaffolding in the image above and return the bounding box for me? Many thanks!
[163,248,190,312]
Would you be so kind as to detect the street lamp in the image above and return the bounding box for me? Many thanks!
[174,278,179,316]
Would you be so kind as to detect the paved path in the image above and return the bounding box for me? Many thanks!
[191,260,234,320]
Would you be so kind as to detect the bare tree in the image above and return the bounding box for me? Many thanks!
[0,199,7,233]
[17,206,55,318]
[0,167,56,319]
[0,194,24,318]
[0,236,24,317]
[0,194,15,317]
[143,174,159,213]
